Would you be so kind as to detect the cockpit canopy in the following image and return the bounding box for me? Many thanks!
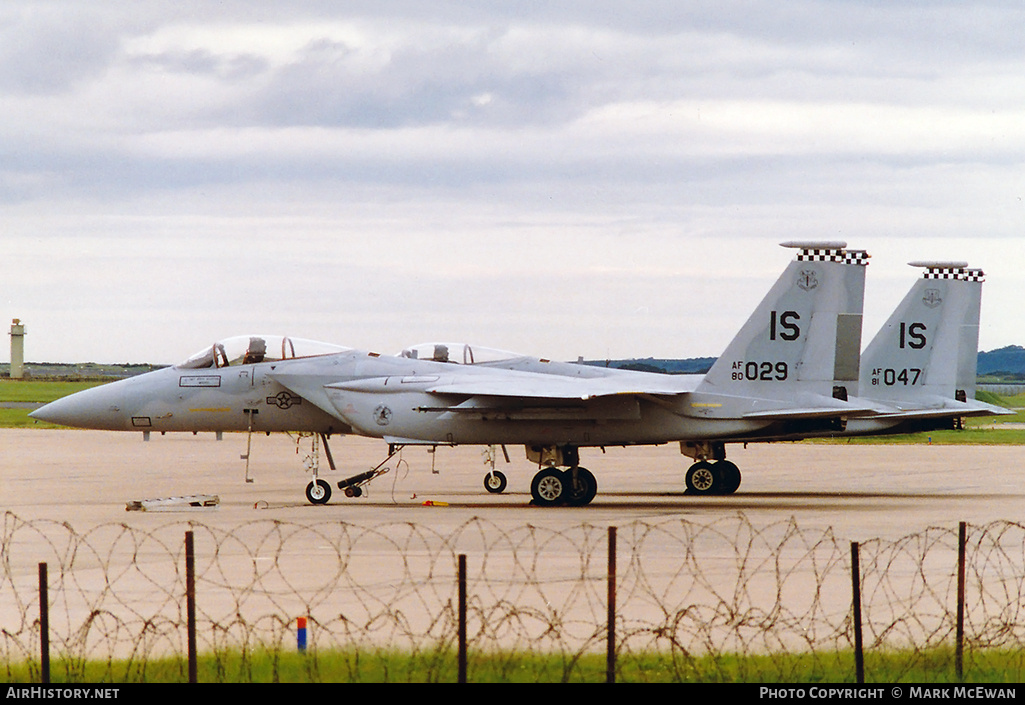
[399,342,523,365]
[177,335,350,369]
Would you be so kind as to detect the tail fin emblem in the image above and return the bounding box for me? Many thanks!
[922,288,943,308]
[797,269,819,291]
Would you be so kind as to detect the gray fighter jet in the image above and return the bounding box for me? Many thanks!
[405,261,1010,466]
[847,261,1009,434]
[33,241,992,507]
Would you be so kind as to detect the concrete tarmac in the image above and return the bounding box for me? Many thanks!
[3,429,1023,540]
[3,429,1023,660]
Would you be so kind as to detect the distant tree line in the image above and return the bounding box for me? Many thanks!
[977,345,1025,379]
[579,357,716,375]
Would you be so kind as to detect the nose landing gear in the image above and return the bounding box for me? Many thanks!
[300,433,337,505]
[482,445,510,494]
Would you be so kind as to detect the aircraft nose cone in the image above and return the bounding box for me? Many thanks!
[30,382,128,430]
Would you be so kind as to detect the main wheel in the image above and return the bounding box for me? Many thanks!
[483,470,508,494]
[305,479,332,505]
[530,467,566,506]
[718,461,742,494]
[685,461,720,496]
[563,467,597,506]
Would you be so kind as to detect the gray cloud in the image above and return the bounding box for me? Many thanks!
[0,7,122,94]
[2,2,1023,362]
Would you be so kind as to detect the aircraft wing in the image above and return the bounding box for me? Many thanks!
[325,374,888,429]
[741,404,884,420]
[327,373,695,400]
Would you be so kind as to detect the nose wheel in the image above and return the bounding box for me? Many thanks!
[484,470,508,494]
[482,446,510,494]
[305,479,332,505]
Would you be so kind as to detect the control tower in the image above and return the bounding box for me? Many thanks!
[9,319,25,379]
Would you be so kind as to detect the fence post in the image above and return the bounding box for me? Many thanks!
[38,562,49,684]
[607,526,617,684]
[458,554,467,683]
[850,541,864,684]
[185,531,197,684]
[956,521,967,681]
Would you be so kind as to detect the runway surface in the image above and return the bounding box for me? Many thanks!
[4,428,1024,663]
[3,429,1022,541]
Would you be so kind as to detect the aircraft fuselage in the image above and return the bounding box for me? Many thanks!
[34,363,348,435]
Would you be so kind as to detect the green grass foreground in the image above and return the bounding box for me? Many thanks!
[4,646,1025,683]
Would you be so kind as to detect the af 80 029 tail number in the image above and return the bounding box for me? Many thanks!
[732,361,789,381]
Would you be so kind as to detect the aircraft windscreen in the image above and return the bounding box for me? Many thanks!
[398,342,522,365]
[177,335,350,369]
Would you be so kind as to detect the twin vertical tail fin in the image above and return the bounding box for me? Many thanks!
[860,262,1003,416]
[697,241,869,405]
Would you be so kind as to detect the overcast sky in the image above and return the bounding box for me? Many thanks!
[2,1,1023,365]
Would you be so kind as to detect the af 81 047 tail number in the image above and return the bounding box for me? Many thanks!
[870,368,923,386]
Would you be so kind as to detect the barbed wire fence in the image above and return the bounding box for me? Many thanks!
[2,511,1025,682]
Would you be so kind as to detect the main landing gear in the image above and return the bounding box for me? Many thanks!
[681,441,742,496]
[684,459,741,496]
[530,465,598,507]
[526,445,598,507]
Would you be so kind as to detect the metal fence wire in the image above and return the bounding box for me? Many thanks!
[2,511,1025,682]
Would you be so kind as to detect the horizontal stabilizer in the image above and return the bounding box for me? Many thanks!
[871,398,1013,419]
